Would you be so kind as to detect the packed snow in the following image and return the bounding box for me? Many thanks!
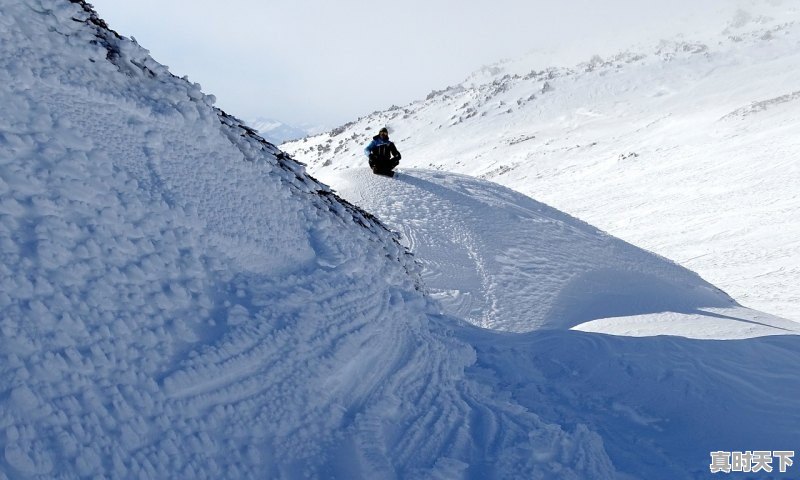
[1,1,799,479]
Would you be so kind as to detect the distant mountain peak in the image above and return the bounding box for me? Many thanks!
[248,116,323,145]
[283,7,800,322]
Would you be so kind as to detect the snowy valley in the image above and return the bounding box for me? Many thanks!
[283,3,800,324]
[0,1,798,479]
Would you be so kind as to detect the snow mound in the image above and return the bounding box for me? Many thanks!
[319,168,797,338]
[460,326,800,480]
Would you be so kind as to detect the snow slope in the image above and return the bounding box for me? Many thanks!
[2,1,800,479]
[283,3,800,323]
[0,1,611,478]
[319,168,798,338]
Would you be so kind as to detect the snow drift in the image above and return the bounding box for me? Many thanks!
[318,168,798,338]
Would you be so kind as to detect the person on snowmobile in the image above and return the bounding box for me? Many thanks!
[364,127,401,176]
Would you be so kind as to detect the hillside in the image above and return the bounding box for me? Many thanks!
[283,4,800,322]
[2,1,799,479]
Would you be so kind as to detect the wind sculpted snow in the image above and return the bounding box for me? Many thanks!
[2,1,800,479]
[0,1,613,478]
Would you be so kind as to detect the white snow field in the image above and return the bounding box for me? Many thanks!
[1,1,799,479]
[283,2,800,324]
[320,168,799,339]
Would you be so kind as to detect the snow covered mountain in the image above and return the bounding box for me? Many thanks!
[2,1,799,479]
[283,3,800,324]
[248,117,317,145]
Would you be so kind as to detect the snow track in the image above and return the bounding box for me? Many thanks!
[318,168,785,335]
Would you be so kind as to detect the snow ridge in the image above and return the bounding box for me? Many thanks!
[319,169,750,333]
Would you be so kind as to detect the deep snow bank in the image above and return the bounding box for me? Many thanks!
[0,1,616,478]
[458,324,800,480]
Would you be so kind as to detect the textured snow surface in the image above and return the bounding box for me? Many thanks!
[320,168,799,338]
[284,3,800,323]
[1,1,799,479]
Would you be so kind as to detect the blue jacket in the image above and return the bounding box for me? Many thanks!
[364,136,401,161]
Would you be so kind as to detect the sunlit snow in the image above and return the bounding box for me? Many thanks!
[284,2,800,324]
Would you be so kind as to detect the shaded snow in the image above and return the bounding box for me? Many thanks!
[0,1,612,478]
[2,1,799,479]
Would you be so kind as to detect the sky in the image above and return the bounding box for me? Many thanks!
[88,0,754,129]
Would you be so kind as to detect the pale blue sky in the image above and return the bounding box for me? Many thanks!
[89,0,752,128]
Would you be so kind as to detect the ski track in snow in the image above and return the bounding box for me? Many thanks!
[320,168,798,338]
[458,325,800,480]
[2,1,800,479]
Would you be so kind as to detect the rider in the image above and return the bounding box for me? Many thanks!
[364,127,401,175]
